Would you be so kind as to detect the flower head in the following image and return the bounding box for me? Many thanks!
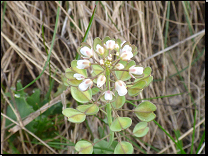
[103,90,115,100]
[73,73,85,80]
[78,79,93,91]
[105,40,115,50]
[80,46,93,58]
[77,60,91,69]
[115,80,127,96]
[129,65,143,78]
[97,75,106,88]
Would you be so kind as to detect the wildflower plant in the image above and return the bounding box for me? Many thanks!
[62,37,157,154]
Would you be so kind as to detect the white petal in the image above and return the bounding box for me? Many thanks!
[115,80,127,96]
[77,60,90,69]
[105,91,112,100]
[78,79,92,91]
[129,65,143,75]
[120,51,133,61]
[115,63,124,70]
[97,75,106,88]
[100,59,104,65]
[73,73,85,80]
[96,44,104,55]
[80,46,93,58]
[104,90,114,100]
[105,40,115,50]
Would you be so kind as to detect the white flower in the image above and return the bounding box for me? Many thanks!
[120,45,132,55]
[115,43,119,50]
[73,73,85,80]
[77,60,91,69]
[115,80,127,96]
[105,40,115,50]
[107,54,112,61]
[80,46,93,58]
[103,90,115,100]
[78,79,93,91]
[96,44,104,55]
[115,63,124,70]
[97,75,106,88]
[100,59,104,65]
[129,65,143,78]
[120,51,133,61]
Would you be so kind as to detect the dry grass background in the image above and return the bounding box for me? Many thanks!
[1,1,205,154]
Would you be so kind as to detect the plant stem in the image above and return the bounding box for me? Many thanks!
[105,67,114,147]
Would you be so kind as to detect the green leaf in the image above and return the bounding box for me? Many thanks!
[114,141,133,154]
[134,101,157,122]
[128,80,147,97]
[110,117,132,132]
[112,92,125,109]
[135,67,152,82]
[91,87,100,95]
[71,61,88,77]
[76,104,99,115]
[75,140,93,154]
[93,138,114,154]
[91,64,104,75]
[71,87,92,103]
[131,44,138,56]
[128,88,143,97]
[133,122,149,137]
[26,88,41,110]
[62,108,86,123]
[64,68,83,86]
[115,60,135,81]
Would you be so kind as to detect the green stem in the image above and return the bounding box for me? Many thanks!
[106,68,114,147]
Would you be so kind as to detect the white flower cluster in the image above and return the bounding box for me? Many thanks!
[69,38,144,101]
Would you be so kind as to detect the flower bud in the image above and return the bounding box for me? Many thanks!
[107,54,112,61]
[115,80,127,96]
[115,63,124,70]
[129,65,143,78]
[103,90,115,101]
[96,44,104,55]
[80,46,93,58]
[120,45,132,55]
[73,73,85,80]
[97,75,106,88]
[105,40,115,50]
[100,59,104,65]
[77,60,91,69]
[78,79,93,91]
[120,51,133,61]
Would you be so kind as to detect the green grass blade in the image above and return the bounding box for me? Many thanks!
[76,1,98,60]
[153,120,186,154]
[196,130,205,153]
[19,1,61,91]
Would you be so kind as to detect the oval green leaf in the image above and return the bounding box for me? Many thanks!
[133,122,149,137]
[75,140,93,154]
[76,104,99,115]
[110,117,132,132]
[112,92,125,109]
[71,87,92,103]
[114,141,133,154]
[134,101,157,122]
[62,108,86,123]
